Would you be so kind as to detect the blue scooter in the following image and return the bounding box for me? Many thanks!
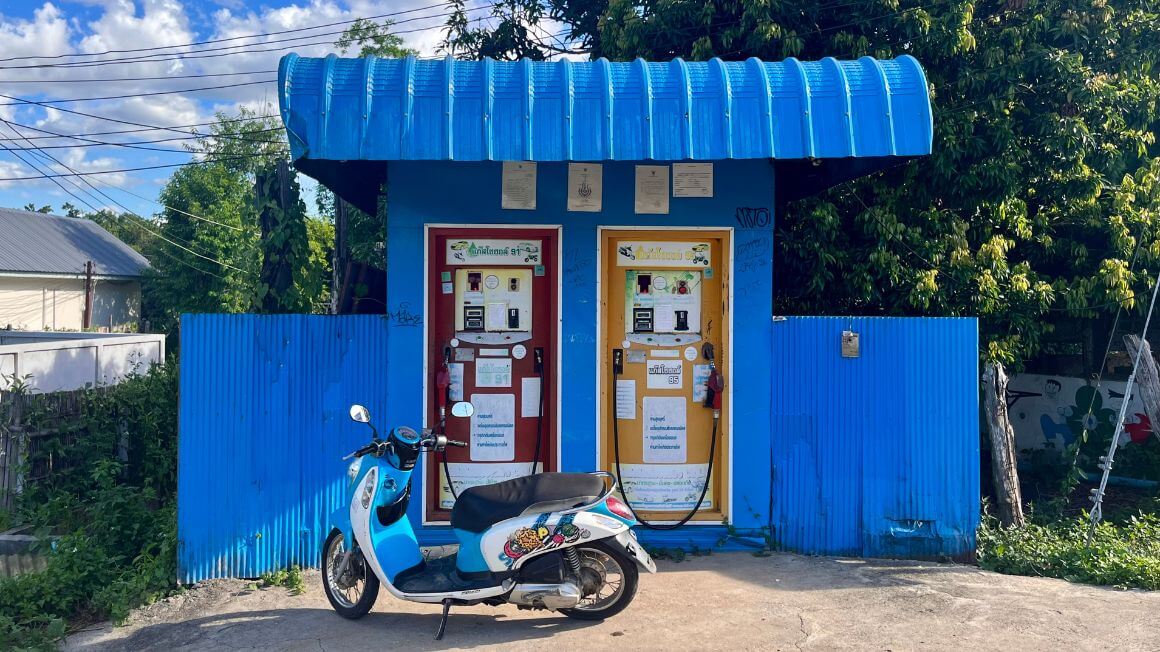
[322,401,656,639]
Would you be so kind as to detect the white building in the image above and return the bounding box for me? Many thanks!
[0,207,149,332]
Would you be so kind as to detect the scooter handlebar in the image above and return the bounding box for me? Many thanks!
[446,439,468,448]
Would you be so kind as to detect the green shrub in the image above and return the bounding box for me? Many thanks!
[0,361,180,649]
[977,511,1160,590]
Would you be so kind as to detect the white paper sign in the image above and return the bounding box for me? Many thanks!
[615,379,637,420]
[567,163,603,212]
[475,357,512,388]
[470,393,516,461]
[521,377,542,418]
[619,463,712,511]
[440,462,529,509]
[448,363,464,401]
[672,162,714,197]
[502,161,537,210]
[692,364,711,404]
[646,359,684,390]
[615,241,711,267]
[635,165,670,214]
[643,396,687,463]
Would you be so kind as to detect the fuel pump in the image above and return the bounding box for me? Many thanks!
[602,235,730,528]
[427,230,559,519]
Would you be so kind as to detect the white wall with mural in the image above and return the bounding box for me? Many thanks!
[1008,373,1157,453]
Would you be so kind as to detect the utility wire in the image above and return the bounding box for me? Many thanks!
[0,79,276,106]
[0,120,283,151]
[0,117,281,141]
[0,3,492,71]
[88,175,245,232]
[0,69,275,83]
[0,1,482,63]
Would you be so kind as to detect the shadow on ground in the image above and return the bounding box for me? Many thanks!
[94,607,596,651]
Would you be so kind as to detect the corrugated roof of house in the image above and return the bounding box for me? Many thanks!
[0,207,150,277]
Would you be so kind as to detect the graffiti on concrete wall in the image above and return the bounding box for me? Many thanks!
[1007,373,1155,452]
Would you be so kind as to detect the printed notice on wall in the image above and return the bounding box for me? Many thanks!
[470,393,515,461]
[448,363,464,401]
[567,163,603,212]
[615,379,637,420]
[635,165,670,214]
[440,462,528,509]
[618,463,712,511]
[642,396,687,463]
[672,163,714,197]
[521,377,541,418]
[475,357,512,388]
[646,358,684,389]
[501,161,537,210]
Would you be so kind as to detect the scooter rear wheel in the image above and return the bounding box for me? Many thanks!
[322,528,380,619]
[559,540,639,621]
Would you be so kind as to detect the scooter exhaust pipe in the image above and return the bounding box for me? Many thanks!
[508,581,582,610]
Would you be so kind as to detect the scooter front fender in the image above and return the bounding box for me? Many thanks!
[330,504,354,545]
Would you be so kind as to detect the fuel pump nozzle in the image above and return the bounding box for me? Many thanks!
[435,346,452,422]
[702,343,724,413]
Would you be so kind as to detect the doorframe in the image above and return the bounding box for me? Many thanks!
[595,226,735,526]
[420,224,564,526]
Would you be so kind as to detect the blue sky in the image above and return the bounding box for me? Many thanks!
[0,0,456,218]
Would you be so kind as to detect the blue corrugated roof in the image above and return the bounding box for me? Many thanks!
[278,54,932,163]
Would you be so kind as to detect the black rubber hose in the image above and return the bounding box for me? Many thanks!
[611,355,718,530]
[529,352,545,475]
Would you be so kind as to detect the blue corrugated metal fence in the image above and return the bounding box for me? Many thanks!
[771,316,980,558]
[177,314,390,584]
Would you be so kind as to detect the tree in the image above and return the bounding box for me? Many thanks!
[22,203,52,213]
[443,0,1160,370]
[336,18,419,58]
[146,161,258,332]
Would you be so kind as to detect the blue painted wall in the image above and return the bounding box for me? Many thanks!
[384,159,776,545]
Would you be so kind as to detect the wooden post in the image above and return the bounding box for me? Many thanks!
[983,362,1025,527]
[82,260,93,329]
[1124,335,1160,444]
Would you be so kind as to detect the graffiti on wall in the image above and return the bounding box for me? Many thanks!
[1007,373,1155,452]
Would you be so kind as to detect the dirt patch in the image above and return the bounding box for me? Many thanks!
[65,552,1160,651]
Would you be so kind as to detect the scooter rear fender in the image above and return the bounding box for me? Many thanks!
[481,509,642,573]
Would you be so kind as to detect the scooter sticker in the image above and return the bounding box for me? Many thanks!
[499,513,591,567]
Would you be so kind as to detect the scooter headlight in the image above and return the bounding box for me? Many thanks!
[347,458,361,484]
[360,468,377,509]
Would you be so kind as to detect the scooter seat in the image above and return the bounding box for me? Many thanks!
[451,472,606,533]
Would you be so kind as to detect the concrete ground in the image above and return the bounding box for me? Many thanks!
[66,552,1160,651]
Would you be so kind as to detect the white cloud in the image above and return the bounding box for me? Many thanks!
[0,0,452,210]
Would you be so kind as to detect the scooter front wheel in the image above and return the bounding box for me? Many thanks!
[559,540,640,621]
[322,528,380,619]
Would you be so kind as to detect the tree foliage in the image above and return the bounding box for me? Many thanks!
[336,18,419,58]
[444,0,1160,368]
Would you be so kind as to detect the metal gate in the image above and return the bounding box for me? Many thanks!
[771,316,980,558]
[177,314,390,584]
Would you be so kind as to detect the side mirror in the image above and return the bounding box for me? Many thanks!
[450,401,474,418]
[349,404,371,423]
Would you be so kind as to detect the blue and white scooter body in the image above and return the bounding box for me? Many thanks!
[325,402,654,627]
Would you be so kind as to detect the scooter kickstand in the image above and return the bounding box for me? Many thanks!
[434,599,453,640]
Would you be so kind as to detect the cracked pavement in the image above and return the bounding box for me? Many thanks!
[65,552,1160,651]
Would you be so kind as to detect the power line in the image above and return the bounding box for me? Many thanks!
[0,92,283,142]
[0,119,283,152]
[0,116,280,142]
[0,79,276,106]
[0,155,269,181]
[3,126,248,274]
[88,175,245,232]
[0,2,483,64]
[0,69,275,83]
[0,3,491,71]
